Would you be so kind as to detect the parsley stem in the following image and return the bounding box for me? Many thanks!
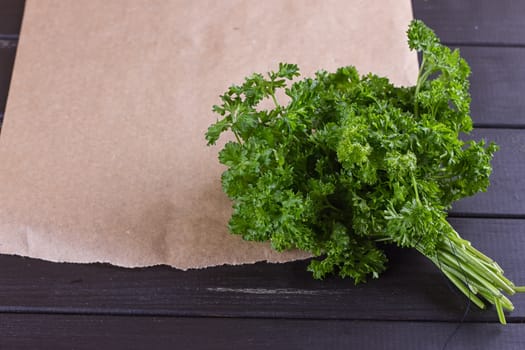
[413,56,433,118]
[207,21,523,325]
[413,218,521,323]
[233,131,243,144]
[411,174,420,203]
[270,92,280,109]
[440,251,503,297]
[441,269,486,309]
[441,241,514,295]
[495,297,507,325]
[414,56,425,117]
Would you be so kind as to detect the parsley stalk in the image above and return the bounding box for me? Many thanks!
[206,20,524,324]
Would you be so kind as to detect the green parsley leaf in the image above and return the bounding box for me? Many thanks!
[206,19,522,324]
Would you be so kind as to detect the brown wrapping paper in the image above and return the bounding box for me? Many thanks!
[0,0,417,269]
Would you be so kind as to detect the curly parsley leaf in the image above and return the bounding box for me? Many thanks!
[206,19,522,323]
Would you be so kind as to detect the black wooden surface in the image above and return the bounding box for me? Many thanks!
[458,47,525,127]
[1,315,525,350]
[414,0,525,45]
[0,218,524,324]
[0,0,24,36]
[0,0,22,126]
[1,1,524,349]
[0,40,17,121]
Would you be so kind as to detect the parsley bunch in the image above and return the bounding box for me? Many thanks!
[206,20,524,324]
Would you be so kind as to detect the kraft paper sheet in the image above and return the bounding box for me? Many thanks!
[0,0,418,269]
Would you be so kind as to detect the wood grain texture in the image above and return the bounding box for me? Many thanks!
[458,46,525,127]
[0,314,523,350]
[412,0,525,45]
[452,129,525,216]
[0,1,524,348]
[0,218,523,323]
[0,0,24,36]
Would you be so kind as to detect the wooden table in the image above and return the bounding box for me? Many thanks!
[1,1,524,348]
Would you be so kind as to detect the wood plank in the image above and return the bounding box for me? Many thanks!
[0,218,523,323]
[458,46,525,127]
[413,0,525,45]
[0,0,25,36]
[452,129,525,216]
[0,44,17,114]
[0,314,524,350]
